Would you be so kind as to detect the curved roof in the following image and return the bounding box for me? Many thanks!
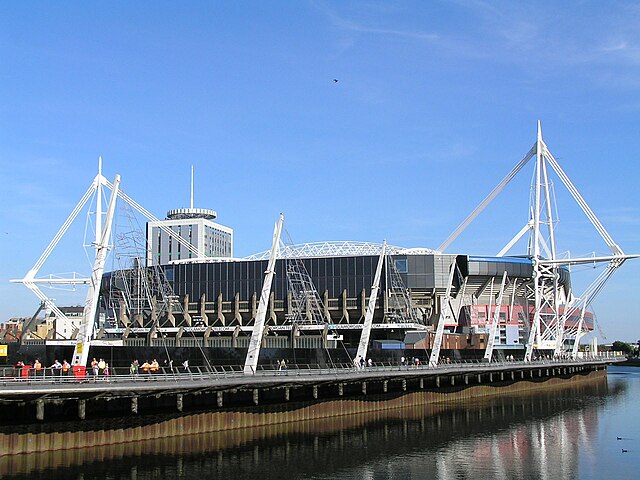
[243,241,440,261]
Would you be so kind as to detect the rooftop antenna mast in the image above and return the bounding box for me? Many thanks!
[190,165,194,209]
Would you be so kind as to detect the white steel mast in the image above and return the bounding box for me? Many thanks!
[525,123,546,361]
[72,175,121,367]
[244,214,284,374]
[429,262,456,367]
[484,271,508,362]
[355,241,386,364]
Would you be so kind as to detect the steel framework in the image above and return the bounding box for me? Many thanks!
[439,122,638,360]
[244,241,438,261]
[283,230,329,326]
[12,161,206,365]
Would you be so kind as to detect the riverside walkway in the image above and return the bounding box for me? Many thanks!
[0,355,624,421]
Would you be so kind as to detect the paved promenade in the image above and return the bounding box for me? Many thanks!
[0,355,624,401]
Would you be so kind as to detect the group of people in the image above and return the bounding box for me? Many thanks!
[90,358,110,376]
[50,359,72,375]
[12,356,193,378]
[355,356,374,369]
[14,358,72,377]
[400,356,423,366]
[128,358,191,374]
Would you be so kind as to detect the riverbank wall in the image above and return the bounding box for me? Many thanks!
[0,366,606,456]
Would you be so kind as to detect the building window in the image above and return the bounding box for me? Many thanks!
[394,259,408,273]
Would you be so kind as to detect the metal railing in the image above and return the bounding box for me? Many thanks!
[0,353,623,387]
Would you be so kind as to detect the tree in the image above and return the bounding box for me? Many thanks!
[611,341,633,354]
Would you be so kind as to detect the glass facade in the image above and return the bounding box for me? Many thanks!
[171,255,383,301]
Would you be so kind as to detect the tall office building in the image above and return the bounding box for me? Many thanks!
[146,168,233,266]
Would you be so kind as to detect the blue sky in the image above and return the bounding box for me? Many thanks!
[0,1,638,343]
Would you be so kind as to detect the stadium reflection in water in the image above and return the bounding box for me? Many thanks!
[2,367,639,480]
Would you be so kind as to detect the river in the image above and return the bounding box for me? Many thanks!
[1,365,638,479]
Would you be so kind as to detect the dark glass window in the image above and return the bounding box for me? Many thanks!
[395,259,408,273]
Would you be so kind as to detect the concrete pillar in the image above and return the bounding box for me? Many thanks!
[450,376,455,386]
[362,382,367,395]
[253,389,259,405]
[36,400,44,421]
[131,396,138,415]
[338,384,343,396]
[419,378,424,389]
[511,371,515,380]
[402,379,407,391]
[489,373,493,382]
[521,371,525,379]
[285,387,290,401]
[530,370,534,378]
[217,391,223,407]
[383,380,388,393]
[435,376,440,388]
[538,369,542,377]
[546,369,550,376]
[78,399,86,420]
[177,394,183,412]
[464,375,469,385]
[313,386,318,399]
[477,374,482,384]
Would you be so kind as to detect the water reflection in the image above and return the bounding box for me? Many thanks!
[1,372,631,480]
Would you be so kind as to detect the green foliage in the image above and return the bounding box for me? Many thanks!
[612,341,633,353]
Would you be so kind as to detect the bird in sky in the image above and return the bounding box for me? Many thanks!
[333,79,338,83]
